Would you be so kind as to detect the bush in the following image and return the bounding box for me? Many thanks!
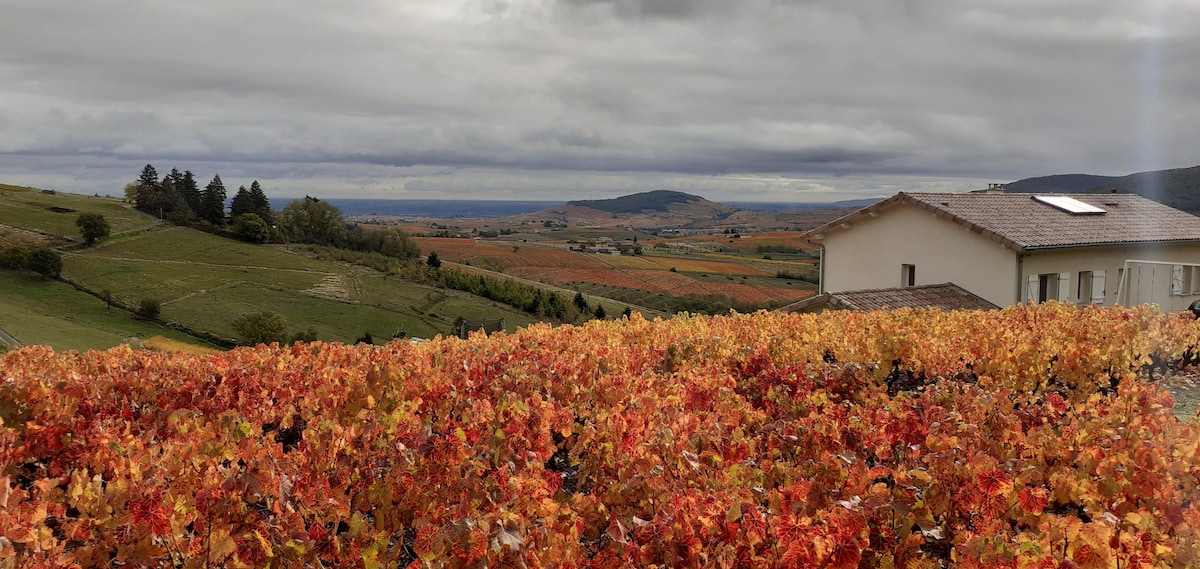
[74,213,111,245]
[135,298,161,320]
[25,248,62,279]
[231,311,289,345]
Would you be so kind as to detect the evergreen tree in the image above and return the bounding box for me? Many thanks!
[199,174,227,225]
[180,170,201,212]
[136,164,160,191]
[594,304,607,319]
[573,291,589,313]
[133,164,162,215]
[248,180,272,223]
[426,251,441,269]
[230,185,255,219]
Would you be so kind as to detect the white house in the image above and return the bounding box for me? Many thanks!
[804,190,1200,311]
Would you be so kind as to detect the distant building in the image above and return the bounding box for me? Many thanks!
[803,190,1200,311]
[780,283,999,313]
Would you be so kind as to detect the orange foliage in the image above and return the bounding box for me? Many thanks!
[8,306,1200,566]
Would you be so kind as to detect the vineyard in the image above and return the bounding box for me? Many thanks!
[4,304,1200,567]
[411,237,811,307]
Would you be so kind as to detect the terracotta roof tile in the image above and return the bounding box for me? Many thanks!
[780,283,998,312]
[806,192,1200,251]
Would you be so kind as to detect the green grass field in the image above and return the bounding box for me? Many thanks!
[0,270,215,352]
[0,184,156,237]
[60,227,538,343]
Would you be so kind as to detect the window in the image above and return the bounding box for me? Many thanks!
[1077,271,1092,304]
[901,264,916,287]
[1027,273,1069,303]
[1172,265,1188,296]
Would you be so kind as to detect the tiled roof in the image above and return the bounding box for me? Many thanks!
[779,283,999,313]
[805,192,1200,252]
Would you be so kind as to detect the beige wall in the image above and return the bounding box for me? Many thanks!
[820,205,1019,306]
[1023,243,1200,311]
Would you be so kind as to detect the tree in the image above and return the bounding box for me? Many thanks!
[75,213,111,245]
[199,174,228,225]
[279,196,345,244]
[622,306,633,319]
[180,170,201,213]
[231,311,289,345]
[136,298,161,320]
[426,251,442,269]
[356,332,374,345]
[100,289,114,310]
[232,213,271,243]
[229,185,254,219]
[594,304,607,319]
[573,291,589,313]
[248,180,272,223]
[133,164,164,215]
[25,248,62,279]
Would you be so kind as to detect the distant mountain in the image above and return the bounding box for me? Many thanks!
[1007,165,1200,214]
[567,190,735,215]
[1002,174,1120,194]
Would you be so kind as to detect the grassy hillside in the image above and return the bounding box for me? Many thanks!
[0,183,156,238]
[0,186,557,348]
[62,227,540,342]
[0,270,211,352]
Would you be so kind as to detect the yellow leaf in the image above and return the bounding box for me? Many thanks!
[209,528,237,562]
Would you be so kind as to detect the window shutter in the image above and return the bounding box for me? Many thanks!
[1057,273,1070,302]
[1090,271,1106,305]
[1172,265,1185,296]
[1026,275,1038,302]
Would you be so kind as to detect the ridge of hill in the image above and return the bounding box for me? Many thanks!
[567,190,736,215]
[1007,164,1200,214]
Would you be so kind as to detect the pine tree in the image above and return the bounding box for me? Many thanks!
[199,174,227,225]
[180,170,201,212]
[248,180,272,223]
[230,185,254,219]
[133,164,162,215]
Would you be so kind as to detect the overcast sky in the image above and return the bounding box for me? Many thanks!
[2,0,1198,202]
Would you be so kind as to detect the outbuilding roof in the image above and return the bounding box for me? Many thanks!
[805,192,1200,252]
[779,283,999,313]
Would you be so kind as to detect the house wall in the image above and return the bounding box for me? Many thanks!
[1022,243,1200,310]
[820,205,1019,306]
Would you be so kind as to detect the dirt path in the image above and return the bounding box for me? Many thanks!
[0,326,20,348]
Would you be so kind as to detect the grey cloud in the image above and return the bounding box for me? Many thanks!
[2,0,1200,200]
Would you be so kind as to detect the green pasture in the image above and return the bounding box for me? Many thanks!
[0,185,155,237]
[63,255,328,304]
[86,227,331,271]
[0,270,214,352]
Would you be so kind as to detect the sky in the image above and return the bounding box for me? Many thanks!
[2,0,1199,203]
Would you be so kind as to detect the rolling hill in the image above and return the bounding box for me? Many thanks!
[566,190,736,215]
[1007,165,1200,214]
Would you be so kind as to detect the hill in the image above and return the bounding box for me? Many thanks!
[1007,164,1200,214]
[0,185,555,350]
[566,190,736,215]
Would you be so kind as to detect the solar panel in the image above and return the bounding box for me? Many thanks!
[1033,195,1106,215]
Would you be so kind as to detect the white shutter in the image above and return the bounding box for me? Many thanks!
[1172,265,1185,296]
[1090,271,1106,305]
[1026,275,1038,303]
[1057,273,1070,302]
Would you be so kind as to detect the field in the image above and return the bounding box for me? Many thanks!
[0,271,213,352]
[57,227,539,343]
[6,306,1200,566]
[414,237,816,307]
[0,184,156,238]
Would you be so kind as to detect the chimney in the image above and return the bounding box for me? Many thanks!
[984,183,1006,194]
